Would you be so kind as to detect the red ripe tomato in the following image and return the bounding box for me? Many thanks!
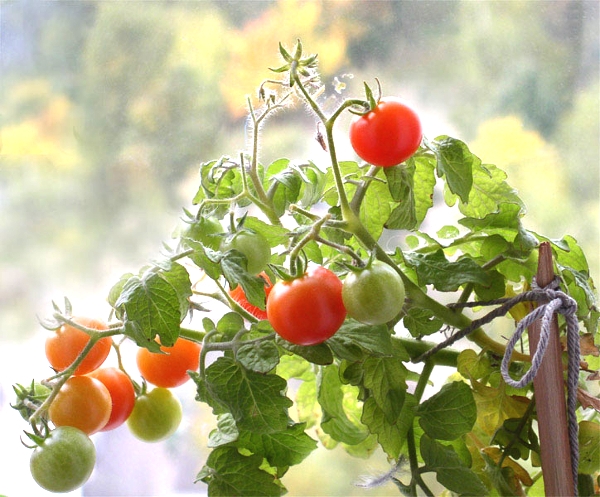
[228,272,273,320]
[266,266,346,346]
[48,376,112,435]
[136,338,201,388]
[45,317,112,375]
[87,367,135,431]
[349,97,422,167]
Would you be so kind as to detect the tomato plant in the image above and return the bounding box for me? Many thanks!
[17,40,599,497]
[45,317,112,375]
[48,375,112,435]
[342,260,406,325]
[349,97,422,167]
[126,387,182,442]
[29,426,96,493]
[228,272,273,320]
[221,230,271,275]
[87,367,135,431]
[136,337,201,388]
[266,266,346,346]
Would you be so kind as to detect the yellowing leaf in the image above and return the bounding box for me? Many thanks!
[470,378,530,435]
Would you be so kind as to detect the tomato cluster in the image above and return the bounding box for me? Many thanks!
[25,318,200,493]
[20,87,416,494]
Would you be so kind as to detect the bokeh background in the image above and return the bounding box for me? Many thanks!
[0,1,598,495]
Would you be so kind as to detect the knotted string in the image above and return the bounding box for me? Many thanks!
[412,279,580,493]
[500,283,580,494]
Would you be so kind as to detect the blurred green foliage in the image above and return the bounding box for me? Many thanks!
[0,1,597,335]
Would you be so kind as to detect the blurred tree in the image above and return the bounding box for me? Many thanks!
[79,3,174,206]
[220,0,348,118]
[469,115,573,236]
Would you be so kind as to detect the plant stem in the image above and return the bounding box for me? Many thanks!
[396,337,458,367]
[404,360,435,497]
[349,165,380,214]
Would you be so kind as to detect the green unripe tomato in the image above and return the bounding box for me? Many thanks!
[181,217,223,250]
[127,387,182,443]
[342,260,406,325]
[30,426,96,493]
[221,230,271,275]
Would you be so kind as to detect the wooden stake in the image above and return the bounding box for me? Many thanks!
[529,242,575,495]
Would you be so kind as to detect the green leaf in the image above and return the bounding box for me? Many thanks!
[267,161,302,216]
[384,162,417,230]
[403,308,444,337]
[236,340,280,373]
[415,381,477,441]
[295,379,319,429]
[359,168,394,241]
[276,337,334,366]
[437,225,461,239]
[362,355,408,423]
[473,269,506,301]
[158,261,194,320]
[216,312,246,341]
[326,320,396,359]
[107,272,135,311]
[490,418,536,461]
[456,350,492,380]
[208,413,239,448]
[459,201,522,233]
[238,423,317,468]
[318,365,369,445]
[196,446,283,496]
[197,357,292,434]
[385,156,436,231]
[298,162,327,207]
[458,163,524,220]
[114,263,192,347]
[420,434,488,496]
[361,393,417,459]
[406,249,491,292]
[432,136,475,203]
[220,251,269,309]
[242,215,289,248]
[186,241,222,280]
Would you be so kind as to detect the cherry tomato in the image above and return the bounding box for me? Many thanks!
[136,337,201,388]
[228,272,273,320]
[127,387,182,442]
[30,426,96,493]
[45,316,112,375]
[181,216,223,250]
[349,97,422,167]
[221,230,271,275]
[342,260,406,325]
[266,266,346,346]
[48,375,112,435]
[87,367,135,431]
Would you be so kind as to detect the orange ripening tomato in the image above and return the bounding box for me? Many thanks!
[45,317,112,375]
[228,272,273,320]
[48,376,112,435]
[87,367,135,431]
[136,338,201,388]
